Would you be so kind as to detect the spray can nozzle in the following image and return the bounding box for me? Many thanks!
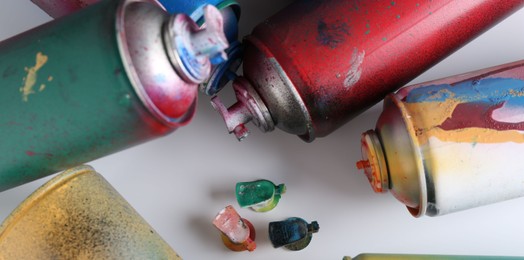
[164,5,229,84]
[211,77,275,141]
[358,130,389,193]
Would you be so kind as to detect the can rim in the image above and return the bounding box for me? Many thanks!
[391,94,428,217]
[115,0,196,127]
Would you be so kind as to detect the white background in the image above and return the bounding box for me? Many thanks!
[1,1,524,259]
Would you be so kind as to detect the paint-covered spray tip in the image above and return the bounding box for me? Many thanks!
[268,217,319,251]
[189,6,228,65]
[358,130,389,193]
[211,77,274,141]
[236,180,286,212]
[164,5,229,84]
[212,205,256,252]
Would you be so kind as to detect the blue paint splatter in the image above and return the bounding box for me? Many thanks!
[317,20,350,48]
[153,74,167,83]
[405,78,524,108]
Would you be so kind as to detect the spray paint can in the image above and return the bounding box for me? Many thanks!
[211,0,524,141]
[343,254,524,260]
[31,0,241,95]
[0,0,228,191]
[0,165,181,259]
[357,60,524,217]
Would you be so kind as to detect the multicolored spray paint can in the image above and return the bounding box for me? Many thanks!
[0,0,228,191]
[211,0,524,141]
[357,60,524,217]
[31,0,241,95]
[343,254,524,260]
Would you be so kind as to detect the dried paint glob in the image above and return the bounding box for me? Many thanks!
[236,180,286,212]
[19,52,49,102]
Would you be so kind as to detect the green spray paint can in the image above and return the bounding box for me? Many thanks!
[0,0,229,191]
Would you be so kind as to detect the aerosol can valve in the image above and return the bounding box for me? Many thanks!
[164,5,229,83]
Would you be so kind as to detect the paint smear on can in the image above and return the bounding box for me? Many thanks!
[344,48,365,88]
[403,78,524,144]
[316,20,350,49]
[20,52,48,102]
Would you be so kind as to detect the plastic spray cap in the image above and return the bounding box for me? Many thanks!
[236,180,286,212]
[164,5,229,84]
[268,217,319,251]
[212,205,256,252]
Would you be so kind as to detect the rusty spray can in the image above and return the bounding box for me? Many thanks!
[357,60,524,217]
[211,0,524,141]
[31,0,241,96]
[0,0,228,191]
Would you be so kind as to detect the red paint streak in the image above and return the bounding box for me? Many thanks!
[439,102,524,131]
[26,151,35,156]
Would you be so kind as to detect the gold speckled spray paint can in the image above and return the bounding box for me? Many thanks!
[0,0,228,191]
[357,60,524,217]
[0,165,181,259]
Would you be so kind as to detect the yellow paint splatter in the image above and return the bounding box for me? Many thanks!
[425,127,524,144]
[20,52,48,102]
[402,98,524,145]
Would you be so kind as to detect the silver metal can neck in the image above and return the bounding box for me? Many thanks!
[116,1,229,127]
[163,5,229,84]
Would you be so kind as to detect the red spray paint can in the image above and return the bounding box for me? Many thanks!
[212,0,524,141]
